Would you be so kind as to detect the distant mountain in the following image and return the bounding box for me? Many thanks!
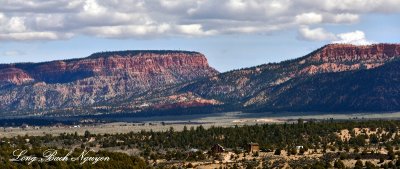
[138,43,400,113]
[0,50,218,116]
[248,58,400,112]
[1,44,400,117]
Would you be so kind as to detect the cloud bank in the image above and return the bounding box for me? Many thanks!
[298,26,373,45]
[0,0,398,43]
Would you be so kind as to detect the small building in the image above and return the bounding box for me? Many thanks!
[21,124,29,129]
[211,144,225,153]
[188,148,199,153]
[296,146,304,150]
[247,142,260,153]
[116,139,125,143]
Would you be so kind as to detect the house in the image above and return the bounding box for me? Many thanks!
[211,144,225,153]
[188,148,199,153]
[116,140,125,143]
[247,142,260,153]
[21,124,29,129]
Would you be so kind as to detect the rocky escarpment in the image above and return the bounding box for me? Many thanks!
[305,43,400,63]
[2,44,400,116]
[244,43,400,106]
[0,68,34,85]
[0,51,215,84]
[146,43,400,112]
[0,50,218,115]
[250,58,400,112]
[297,43,400,74]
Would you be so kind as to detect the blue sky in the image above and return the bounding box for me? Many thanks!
[0,0,399,72]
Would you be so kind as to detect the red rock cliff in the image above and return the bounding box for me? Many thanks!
[297,43,400,75]
[0,68,33,85]
[0,51,217,84]
[0,50,218,112]
[307,43,400,63]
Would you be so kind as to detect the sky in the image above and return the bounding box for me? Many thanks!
[0,0,399,72]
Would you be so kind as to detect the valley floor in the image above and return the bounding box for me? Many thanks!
[2,111,400,137]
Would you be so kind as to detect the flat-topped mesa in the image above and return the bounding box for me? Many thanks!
[0,50,219,112]
[84,50,211,70]
[306,43,400,63]
[0,50,217,85]
[87,50,201,58]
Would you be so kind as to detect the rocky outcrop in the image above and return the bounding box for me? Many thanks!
[0,50,218,114]
[153,43,400,112]
[2,44,400,116]
[250,59,400,112]
[295,43,400,75]
[0,51,214,84]
[245,44,400,107]
[0,68,34,85]
[306,43,400,63]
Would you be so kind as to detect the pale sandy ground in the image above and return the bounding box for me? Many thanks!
[1,111,400,138]
[0,119,284,138]
[0,112,285,137]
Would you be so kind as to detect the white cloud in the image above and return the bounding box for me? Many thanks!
[298,26,373,45]
[298,26,337,41]
[228,0,247,10]
[82,24,172,38]
[295,12,323,25]
[0,13,6,23]
[317,13,360,24]
[6,17,27,32]
[0,0,398,41]
[0,32,71,41]
[308,0,400,13]
[176,24,217,36]
[333,30,373,45]
[82,0,106,16]
[331,13,359,23]
[33,14,65,30]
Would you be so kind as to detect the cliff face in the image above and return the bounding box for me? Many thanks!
[150,44,400,112]
[244,44,400,106]
[297,44,400,74]
[0,51,218,114]
[0,68,34,85]
[0,51,214,84]
[306,43,400,63]
[2,44,400,116]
